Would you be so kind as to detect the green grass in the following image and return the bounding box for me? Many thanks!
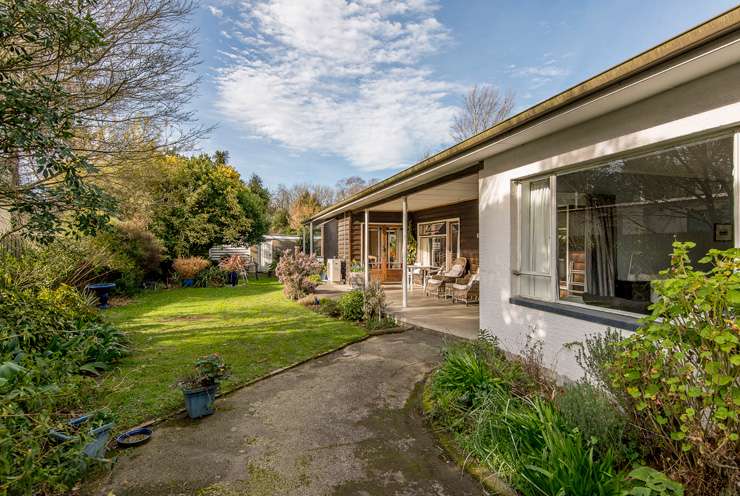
[92,278,366,427]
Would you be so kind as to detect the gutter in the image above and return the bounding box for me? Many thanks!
[305,5,740,223]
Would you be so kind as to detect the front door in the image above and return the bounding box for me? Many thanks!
[365,225,403,283]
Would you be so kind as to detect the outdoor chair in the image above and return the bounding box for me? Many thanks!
[425,257,467,298]
[451,271,479,305]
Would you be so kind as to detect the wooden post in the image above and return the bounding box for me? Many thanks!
[402,196,408,308]
[364,209,369,287]
[309,222,314,255]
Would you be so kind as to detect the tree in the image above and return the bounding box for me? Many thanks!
[213,150,230,166]
[450,85,515,143]
[247,173,271,208]
[149,154,268,257]
[0,0,203,241]
[0,0,111,241]
[289,190,322,231]
[335,176,378,201]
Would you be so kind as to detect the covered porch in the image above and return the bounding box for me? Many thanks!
[310,165,481,312]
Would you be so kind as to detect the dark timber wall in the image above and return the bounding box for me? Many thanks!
[410,199,479,270]
[322,219,338,260]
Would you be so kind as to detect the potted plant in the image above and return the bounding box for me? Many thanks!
[218,255,246,287]
[173,257,211,287]
[177,354,230,419]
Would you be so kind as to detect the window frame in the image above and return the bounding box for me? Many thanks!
[512,129,740,318]
[416,218,461,268]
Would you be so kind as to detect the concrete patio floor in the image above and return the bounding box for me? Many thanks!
[316,282,480,341]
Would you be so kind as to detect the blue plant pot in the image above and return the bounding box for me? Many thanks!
[182,278,194,287]
[182,384,218,419]
[49,415,115,460]
[229,271,238,287]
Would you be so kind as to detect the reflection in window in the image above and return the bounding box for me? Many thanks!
[556,136,733,314]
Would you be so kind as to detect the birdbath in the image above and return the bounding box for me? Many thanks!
[86,283,116,309]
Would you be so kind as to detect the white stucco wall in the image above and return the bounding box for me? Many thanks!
[479,63,740,380]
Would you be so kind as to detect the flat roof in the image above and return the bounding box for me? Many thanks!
[306,5,740,223]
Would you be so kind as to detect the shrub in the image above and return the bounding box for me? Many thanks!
[0,265,128,494]
[297,294,319,306]
[318,298,340,317]
[274,249,322,299]
[172,257,211,279]
[611,243,739,492]
[365,316,396,331]
[555,382,639,466]
[97,221,164,285]
[195,265,226,287]
[509,398,624,496]
[362,280,386,321]
[218,254,247,272]
[338,290,364,321]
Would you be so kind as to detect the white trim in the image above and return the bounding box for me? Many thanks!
[549,174,558,301]
[734,131,740,248]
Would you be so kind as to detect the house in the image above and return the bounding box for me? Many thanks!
[305,7,740,379]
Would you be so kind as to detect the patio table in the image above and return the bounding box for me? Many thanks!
[406,265,440,291]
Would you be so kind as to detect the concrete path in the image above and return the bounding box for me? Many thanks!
[85,330,486,496]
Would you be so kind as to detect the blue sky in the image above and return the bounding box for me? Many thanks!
[189,0,737,189]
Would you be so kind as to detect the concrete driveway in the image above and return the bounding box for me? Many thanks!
[85,330,486,496]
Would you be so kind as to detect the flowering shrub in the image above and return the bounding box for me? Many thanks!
[172,257,211,279]
[611,242,739,492]
[218,254,247,272]
[274,249,322,299]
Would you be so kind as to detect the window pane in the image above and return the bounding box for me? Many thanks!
[450,222,460,259]
[431,236,446,268]
[419,222,446,236]
[557,136,734,314]
[521,179,551,274]
[369,227,379,267]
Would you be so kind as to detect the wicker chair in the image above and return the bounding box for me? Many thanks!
[425,257,467,298]
[451,271,479,305]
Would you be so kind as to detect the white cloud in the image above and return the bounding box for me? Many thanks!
[514,65,568,78]
[215,0,458,170]
[208,5,223,17]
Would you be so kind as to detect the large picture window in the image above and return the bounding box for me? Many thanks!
[516,134,735,314]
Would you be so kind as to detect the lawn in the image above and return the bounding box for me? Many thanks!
[92,278,366,428]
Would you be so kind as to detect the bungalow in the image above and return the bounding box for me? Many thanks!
[305,7,740,379]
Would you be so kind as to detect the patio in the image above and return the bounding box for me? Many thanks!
[317,283,479,340]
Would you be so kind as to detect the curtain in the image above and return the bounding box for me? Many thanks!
[585,195,616,297]
[525,179,551,274]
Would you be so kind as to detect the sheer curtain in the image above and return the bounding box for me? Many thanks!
[520,179,551,298]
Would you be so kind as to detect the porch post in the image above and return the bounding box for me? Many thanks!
[309,222,314,255]
[402,196,408,308]
[364,209,369,286]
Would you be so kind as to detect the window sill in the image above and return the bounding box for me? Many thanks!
[508,296,641,331]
